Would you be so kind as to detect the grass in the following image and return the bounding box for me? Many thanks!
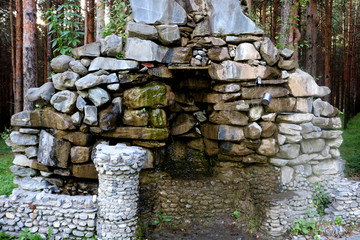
[340,113,360,178]
[0,138,16,196]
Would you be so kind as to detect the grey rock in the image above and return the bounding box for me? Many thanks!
[124,38,169,62]
[245,122,262,139]
[71,112,82,126]
[312,159,345,175]
[301,139,326,154]
[225,35,264,44]
[80,58,91,67]
[100,34,123,56]
[270,158,289,167]
[280,48,294,59]
[281,166,294,185]
[260,37,280,66]
[19,128,40,134]
[130,0,187,25]
[52,71,80,90]
[71,42,101,58]
[234,43,261,61]
[276,144,300,159]
[69,60,88,76]
[126,22,158,41]
[76,95,87,111]
[14,176,50,191]
[26,82,55,105]
[88,87,111,107]
[84,106,98,126]
[75,73,118,90]
[276,113,314,123]
[88,57,139,72]
[50,90,78,113]
[326,136,343,148]
[156,25,180,45]
[282,70,289,79]
[107,83,120,91]
[25,146,37,158]
[278,57,297,70]
[278,123,302,136]
[206,0,264,35]
[193,18,211,37]
[213,83,241,93]
[50,55,74,73]
[312,98,339,117]
[10,131,38,146]
[10,165,38,177]
[249,106,263,121]
[38,130,71,168]
[322,130,343,139]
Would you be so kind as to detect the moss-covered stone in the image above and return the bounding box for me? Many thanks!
[149,109,167,127]
[96,127,169,140]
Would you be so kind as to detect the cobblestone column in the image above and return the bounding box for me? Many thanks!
[93,143,146,240]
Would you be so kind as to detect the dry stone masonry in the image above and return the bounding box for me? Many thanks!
[1,0,358,239]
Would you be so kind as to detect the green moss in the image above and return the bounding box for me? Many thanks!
[150,109,167,128]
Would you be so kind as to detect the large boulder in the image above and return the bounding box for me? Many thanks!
[50,55,74,73]
[52,71,79,90]
[26,82,55,105]
[10,131,38,146]
[88,87,111,107]
[50,90,78,113]
[259,37,280,66]
[69,60,88,76]
[156,25,181,45]
[130,0,187,25]
[124,38,169,62]
[100,34,123,56]
[88,57,139,71]
[71,42,101,58]
[75,73,118,90]
[234,43,261,61]
[126,22,158,40]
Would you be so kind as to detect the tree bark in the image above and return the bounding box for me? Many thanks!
[23,0,37,110]
[10,0,15,116]
[246,0,252,15]
[344,0,352,129]
[305,0,319,78]
[262,0,267,30]
[279,0,292,49]
[15,0,23,113]
[341,0,346,110]
[323,0,332,102]
[86,0,95,43]
[96,0,105,41]
[271,0,279,42]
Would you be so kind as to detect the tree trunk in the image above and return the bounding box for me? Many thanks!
[10,0,15,116]
[341,0,346,111]
[86,0,95,43]
[96,0,105,41]
[246,0,252,15]
[271,0,279,42]
[323,0,332,102]
[344,0,352,129]
[279,0,292,49]
[305,0,319,78]
[262,0,267,30]
[15,0,23,113]
[23,0,37,111]
[288,0,301,60]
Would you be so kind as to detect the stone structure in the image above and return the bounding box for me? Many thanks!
[0,0,357,239]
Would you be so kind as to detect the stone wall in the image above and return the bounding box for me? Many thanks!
[0,0,356,238]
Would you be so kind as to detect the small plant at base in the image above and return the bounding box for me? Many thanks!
[1,127,12,141]
[231,210,241,219]
[152,211,173,228]
[292,218,316,235]
[335,216,344,225]
[312,182,331,216]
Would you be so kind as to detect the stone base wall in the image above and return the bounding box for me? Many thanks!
[0,189,97,239]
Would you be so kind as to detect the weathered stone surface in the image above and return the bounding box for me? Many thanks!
[76,95,87,111]
[149,109,167,127]
[71,146,91,163]
[277,113,314,123]
[81,58,91,67]
[234,43,261,61]
[53,130,94,146]
[132,140,166,148]
[207,47,230,61]
[282,70,290,79]
[42,109,76,130]
[10,131,38,146]
[126,22,158,40]
[326,136,343,148]
[213,100,249,111]
[124,38,169,62]
[123,83,169,109]
[295,98,313,113]
[156,25,180,45]
[123,109,149,127]
[88,87,111,107]
[25,146,37,158]
[288,69,331,97]
[225,35,264,44]
[300,122,320,134]
[13,154,49,172]
[26,82,55,105]
[213,83,241,93]
[257,138,278,156]
[71,111,82,125]
[202,124,244,141]
[312,117,342,129]
[265,98,296,112]
[312,98,339,117]
[259,37,280,66]
[100,34,123,56]
[281,166,294,185]
[209,111,248,126]
[163,47,192,63]
[75,73,118,91]
[88,57,139,72]
[69,60,88,76]
[312,159,345,175]
[262,113,277,122]
[249,106,263,122]
[278,57,297,70]
[202,93,241,103]
[278,123,302,136]
[38,130,71,168]
[71,42,100,58]
[83,105,98,126]
[209,61,278,81]
[72,163,98,179]
[171,113,197,135]
[130,0,187,25]
[206,0,263,35]
[52,71,79,90]
[219,142,254,156]
[322,130,343,139]
[245,122,262,139]
[99,103,121,131]
[148,66,174,78]
[301,139,326,154]
[260,122,276,137]
[10,165,38,177]
[50,55,74,73]
[276,144,300,159]
[50,90,78,113]
[14,176,50,191]
[97,127,169,140]
[280,48,294,59]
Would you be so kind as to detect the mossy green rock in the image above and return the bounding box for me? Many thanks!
[150,109,167,127]
[123,83,169,109]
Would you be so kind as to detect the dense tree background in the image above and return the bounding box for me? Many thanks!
[0,0,359,131]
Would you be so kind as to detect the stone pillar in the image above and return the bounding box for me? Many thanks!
[93,143,147,240]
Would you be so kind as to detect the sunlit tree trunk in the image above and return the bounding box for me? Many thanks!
[262,0,267,30]
[86,0,95,43]
[271,0,279,42]
[96,0,105,41]
[10,0,15,116]
[305,0,319,78]
[344,0,352,129]
[15,0,23,113]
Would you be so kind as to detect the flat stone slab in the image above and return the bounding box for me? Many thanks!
[93,127,169,140]
[88,57,139,71]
